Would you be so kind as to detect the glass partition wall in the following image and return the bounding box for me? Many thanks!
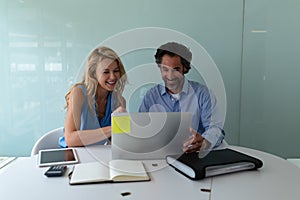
[1,0,299,158]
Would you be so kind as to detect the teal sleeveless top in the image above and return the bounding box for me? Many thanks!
[58,85,112,147]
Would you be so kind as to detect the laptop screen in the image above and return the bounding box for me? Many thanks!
[111,112,192,160]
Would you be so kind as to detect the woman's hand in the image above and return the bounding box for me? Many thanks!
[113,106,127,113]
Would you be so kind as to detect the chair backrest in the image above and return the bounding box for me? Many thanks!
[31,127,64,156]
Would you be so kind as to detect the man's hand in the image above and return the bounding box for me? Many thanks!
[183,128,206,153]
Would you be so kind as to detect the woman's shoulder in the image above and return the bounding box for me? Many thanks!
[71,84,86,99]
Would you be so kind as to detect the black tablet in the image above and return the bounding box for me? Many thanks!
[38,148,78,167]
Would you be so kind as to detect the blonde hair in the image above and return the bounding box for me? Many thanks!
[65,46,127,113]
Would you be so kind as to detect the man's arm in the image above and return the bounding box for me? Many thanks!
[138,95,149,112]
[199,89,225,148]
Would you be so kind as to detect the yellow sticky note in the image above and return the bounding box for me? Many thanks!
[112,116,131,134]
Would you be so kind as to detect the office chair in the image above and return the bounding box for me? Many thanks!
[31,127,64,156]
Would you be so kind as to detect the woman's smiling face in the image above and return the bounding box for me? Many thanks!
[95,58,121,91]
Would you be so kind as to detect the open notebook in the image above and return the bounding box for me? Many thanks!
[69,160,150,185]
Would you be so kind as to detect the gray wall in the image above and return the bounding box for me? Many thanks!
[240,0,300,157]
[0,0,299,158]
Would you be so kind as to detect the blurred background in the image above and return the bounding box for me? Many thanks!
[0,0,299,157]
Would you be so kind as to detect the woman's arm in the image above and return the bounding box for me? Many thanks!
[64,86,111,147]
[113,97,127,113]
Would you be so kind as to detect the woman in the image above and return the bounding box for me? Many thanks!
[59,46,127,147]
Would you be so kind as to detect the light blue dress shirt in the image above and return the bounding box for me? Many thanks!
[139,78,225,147]
[59,85,111,147]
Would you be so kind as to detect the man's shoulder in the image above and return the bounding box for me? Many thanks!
[187,80,208,91]
[145,83,164,94]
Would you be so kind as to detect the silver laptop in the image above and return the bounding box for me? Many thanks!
[111,112,192,160]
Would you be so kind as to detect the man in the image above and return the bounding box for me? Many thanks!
[139,42,225,153]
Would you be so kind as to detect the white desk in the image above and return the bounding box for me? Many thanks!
[0,145,211,200]
[0,146,299,200]
[210,146,300,200]
[0,157,16,174]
